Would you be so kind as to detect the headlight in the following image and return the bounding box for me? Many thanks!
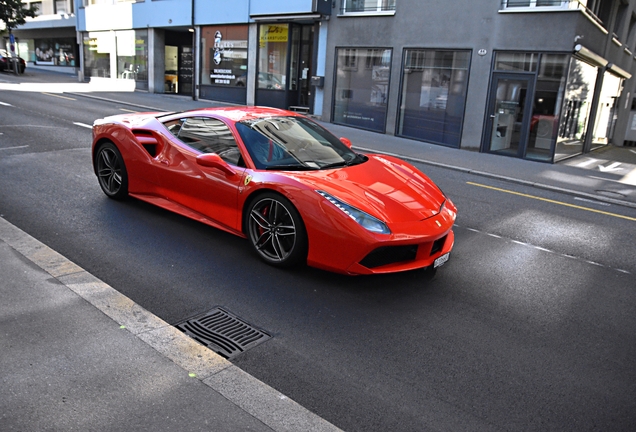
[316,190,390,234]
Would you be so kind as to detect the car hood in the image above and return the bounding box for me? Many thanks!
[289,155,447,223]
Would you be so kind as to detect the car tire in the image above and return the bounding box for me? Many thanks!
[95,141,129,200]
[246,192,308,267]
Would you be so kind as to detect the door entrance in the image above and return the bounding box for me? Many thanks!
[485,74,534,157]
[255,23,316,112]
[288,24,314,111]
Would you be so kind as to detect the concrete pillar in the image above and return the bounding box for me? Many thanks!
[148,28,165,94]
[247,23,257,106]
[313,19,328,119]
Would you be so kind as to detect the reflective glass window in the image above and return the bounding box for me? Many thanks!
[592,73,622,150]
[397,49,470,148]
[495,52,538,73]
[201,25,248,87]
[525,54,569,162]
[555,58,598,161]
[333,47,392,132]
[257,24,289,90]
[177,117,242,166]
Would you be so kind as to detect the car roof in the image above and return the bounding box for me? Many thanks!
[169,106,304,123]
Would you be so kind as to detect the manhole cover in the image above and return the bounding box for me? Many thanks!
[176,308,271,359]
[595,190,627,198]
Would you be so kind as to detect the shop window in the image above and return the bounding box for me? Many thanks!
[35,37,76,66]
[591,73,621,150]
[555,58,598,161]
[201,26,248,88]
[116,30,148,90]
[257,24,289,91]
[495,52,538,73]
[526,54,570,162]
[333,47,392,133]
[397,49,470,148]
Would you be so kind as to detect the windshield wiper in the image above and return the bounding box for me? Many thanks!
[320,161,350,170]
[320,154,368,170]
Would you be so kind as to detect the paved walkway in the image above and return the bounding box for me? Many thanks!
[1,67,635,431]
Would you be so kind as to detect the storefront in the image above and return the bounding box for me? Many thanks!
[256,23,317,112]
[33,38,77,67]
[396,49,471,148]
[482,51,626,163]
[332,47,392,132]
[163,30,193,96]
[82,30,148,90]
[199,25,248,104]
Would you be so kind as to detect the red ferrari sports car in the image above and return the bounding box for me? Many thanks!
[92,107,456,275]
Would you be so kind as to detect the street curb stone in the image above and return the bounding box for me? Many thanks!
[0,216,342,432]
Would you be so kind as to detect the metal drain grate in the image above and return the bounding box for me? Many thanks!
[176,308,271,359]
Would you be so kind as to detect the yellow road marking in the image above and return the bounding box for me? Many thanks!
[467,181,636,222]
[41,92,76,101]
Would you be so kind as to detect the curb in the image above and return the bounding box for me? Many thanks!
[0,216,342,432]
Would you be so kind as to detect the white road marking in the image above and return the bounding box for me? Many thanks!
[0,101,12,106]
[73,122,93,129]
[0,145,29,151]
[457,225,631,275]
[598,162,623,172]
[576,158,599,168]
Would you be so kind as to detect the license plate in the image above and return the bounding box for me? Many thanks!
[433,253,450,269]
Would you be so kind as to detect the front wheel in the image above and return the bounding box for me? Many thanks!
[246,193,307,267]
[95,142,128,200]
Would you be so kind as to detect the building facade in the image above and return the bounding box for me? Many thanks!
[9,0,636,163]
[5,0,78,71]
[323,0,636,162]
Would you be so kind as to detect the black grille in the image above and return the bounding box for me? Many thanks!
[430,235,447,256]
[360,245,418,269]
[176,308,271,359]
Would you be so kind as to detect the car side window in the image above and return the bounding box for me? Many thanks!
[176,117,244,167]
[164,119,185,137]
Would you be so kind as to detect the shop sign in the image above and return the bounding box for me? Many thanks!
[260,25,288,44]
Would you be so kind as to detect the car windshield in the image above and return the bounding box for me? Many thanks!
[236,116,366,170]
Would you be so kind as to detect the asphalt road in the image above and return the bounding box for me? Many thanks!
[1,80,635,431]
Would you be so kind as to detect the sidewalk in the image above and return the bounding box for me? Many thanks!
[0,218,341,432]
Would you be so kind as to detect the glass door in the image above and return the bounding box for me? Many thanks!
[288,24,314,111]
[485,73,534,157]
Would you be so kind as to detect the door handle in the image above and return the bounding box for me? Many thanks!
[490,115,496,119]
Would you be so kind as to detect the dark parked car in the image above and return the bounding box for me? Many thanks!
[0,50,26,74]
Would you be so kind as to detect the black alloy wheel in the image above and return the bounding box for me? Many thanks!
[246,193,307,267]
[96,142,129,200]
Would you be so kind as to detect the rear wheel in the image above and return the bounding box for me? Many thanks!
[246,193,307,267]
[96,142,128,200]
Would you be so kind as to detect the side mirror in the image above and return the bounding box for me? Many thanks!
[339,137,352,148]
[196,153,236,176]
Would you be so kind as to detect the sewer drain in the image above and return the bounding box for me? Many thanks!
[176,308,271,359]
